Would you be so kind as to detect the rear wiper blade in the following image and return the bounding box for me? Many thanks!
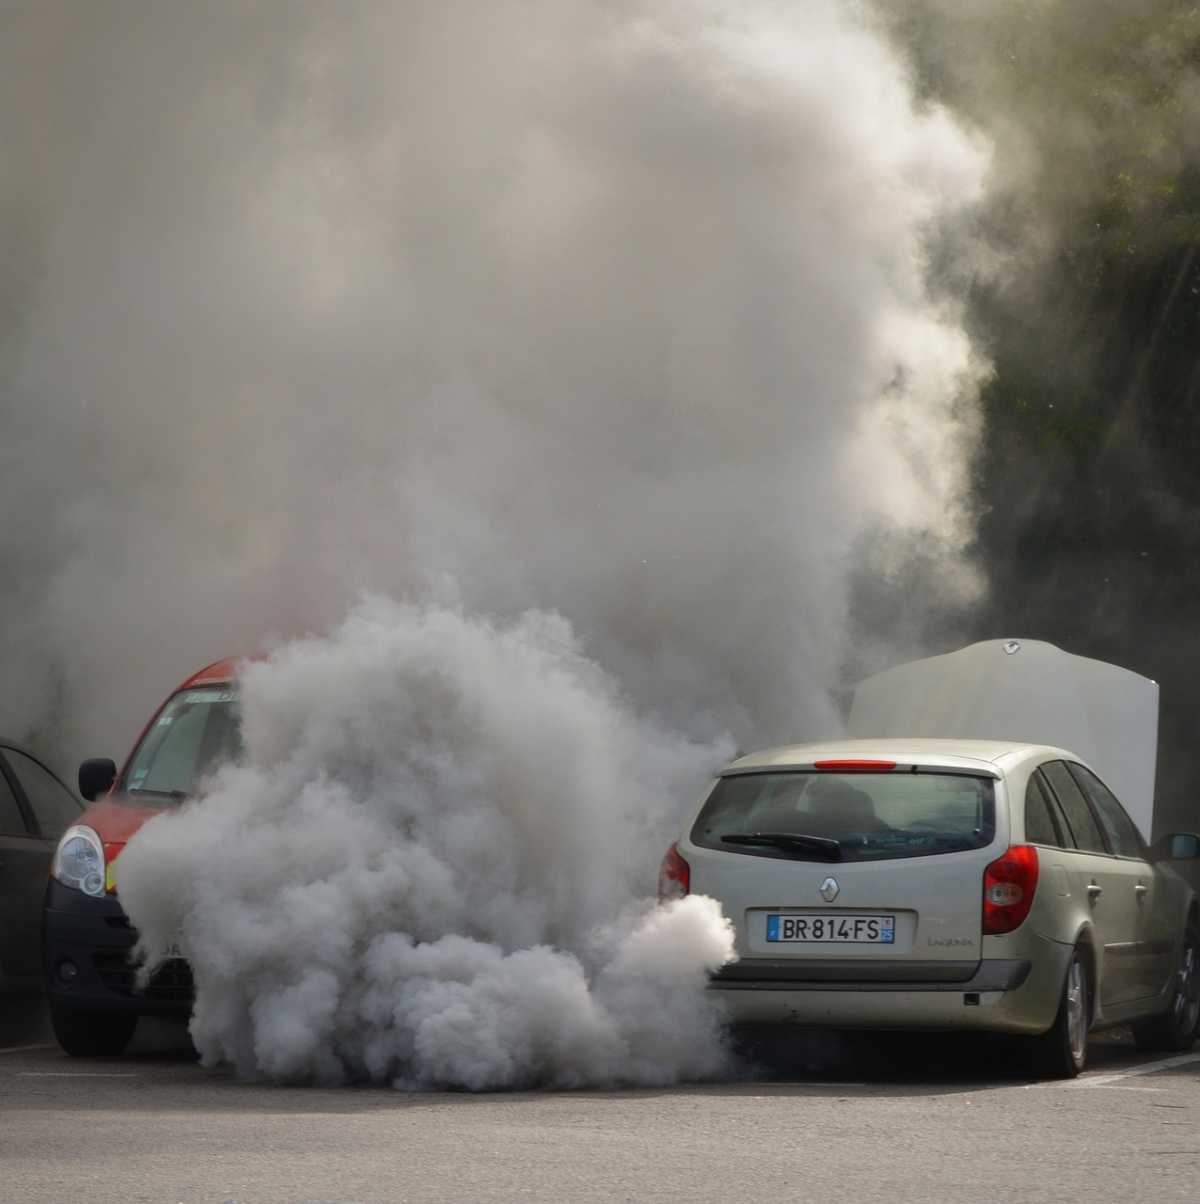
[720,832,842,862]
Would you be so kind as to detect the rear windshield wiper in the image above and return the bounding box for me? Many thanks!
[720,832,842,862]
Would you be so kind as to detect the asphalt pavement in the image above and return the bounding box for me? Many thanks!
[2,997,1199,1204]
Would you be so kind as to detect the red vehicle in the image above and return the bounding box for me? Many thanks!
[43,658,242,1055]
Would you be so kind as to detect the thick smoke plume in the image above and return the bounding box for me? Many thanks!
[5,2,992,1087]
[117,598,734,1088]
[2,0,987,759]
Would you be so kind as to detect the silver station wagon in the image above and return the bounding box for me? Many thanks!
[661,643,1200,1078]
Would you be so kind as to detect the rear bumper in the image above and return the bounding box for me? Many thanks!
[709,945,1071,1035]
[42,881,193,1017]
[711,959,1030,990]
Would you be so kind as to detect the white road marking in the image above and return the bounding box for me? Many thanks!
[1070,1052,1200,1088]
[0,1043,55,1056]
[15,1071,139,1078]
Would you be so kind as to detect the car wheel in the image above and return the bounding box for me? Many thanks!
[50,1007,137,1057]
[1029,947,1089,1079]
[1132,923,1200,1053]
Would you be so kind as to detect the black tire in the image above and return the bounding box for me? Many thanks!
[1132,923,1200,1053]
[50,1007,137,1057]
[1029,947,1090,1079]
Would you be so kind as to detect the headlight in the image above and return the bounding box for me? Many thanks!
[51,825,106,897]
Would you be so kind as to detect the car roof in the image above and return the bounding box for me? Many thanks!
[722,738,1077,777]
[177,655,248,689]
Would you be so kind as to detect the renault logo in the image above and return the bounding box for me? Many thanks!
[819,876,840,902]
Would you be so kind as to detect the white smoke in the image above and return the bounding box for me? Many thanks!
[6,1,993,1088]
[2,0,987,758]
[116,598,735,1088]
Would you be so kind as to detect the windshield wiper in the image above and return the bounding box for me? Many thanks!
[127,787,188,801]
[720,832,842,862]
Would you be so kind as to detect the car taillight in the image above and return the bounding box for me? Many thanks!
[657,842,690,903]
[982,844,1039,935]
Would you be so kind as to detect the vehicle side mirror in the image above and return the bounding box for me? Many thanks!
[78,758,117,802]
[1170,833,1200,860]
[1158,832,1200,861]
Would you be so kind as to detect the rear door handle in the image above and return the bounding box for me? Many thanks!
[1135,883,1149,902]
[1087,883,1103,903]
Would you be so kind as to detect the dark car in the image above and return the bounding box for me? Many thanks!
[43,658,242,1056]
[1,741,83,994]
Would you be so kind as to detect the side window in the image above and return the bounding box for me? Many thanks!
[1036,771,1076,848]
[1041,761,1109,854]
[1031,769,1076,847]
[0,762,30,836]
[4,749,82,840]
[1068,763,1144,859]
[1024,773,1063,846]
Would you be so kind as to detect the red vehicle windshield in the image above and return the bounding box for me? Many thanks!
[122,686,242,801]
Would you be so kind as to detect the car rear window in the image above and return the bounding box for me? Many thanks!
[123,687,242,801]
[691,771,995,863]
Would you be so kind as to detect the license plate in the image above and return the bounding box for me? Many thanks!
[766,913,895,944]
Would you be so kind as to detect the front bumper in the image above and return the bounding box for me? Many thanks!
[709,944,1071,1035]
[42,880,193,1017]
